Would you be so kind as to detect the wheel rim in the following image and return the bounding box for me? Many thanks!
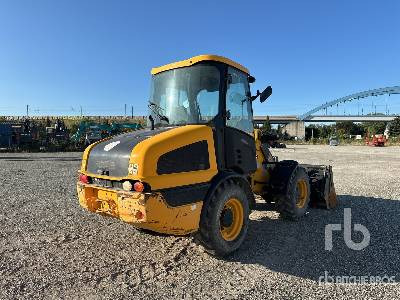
[220,198,244,241]
[296,179,308,208]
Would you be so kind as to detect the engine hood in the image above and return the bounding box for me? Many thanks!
[86,127,171,177]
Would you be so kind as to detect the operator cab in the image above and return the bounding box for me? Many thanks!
[149,55,271,133]
[149,54,272,173]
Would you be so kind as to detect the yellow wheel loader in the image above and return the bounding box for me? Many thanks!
[77,55,337,256]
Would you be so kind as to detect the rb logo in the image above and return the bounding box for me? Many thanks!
[325,208,370,251]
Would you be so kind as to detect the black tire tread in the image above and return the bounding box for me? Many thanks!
[197,179,249,256]
[276,166,310,221]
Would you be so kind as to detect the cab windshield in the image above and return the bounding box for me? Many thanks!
[148,64,220,126]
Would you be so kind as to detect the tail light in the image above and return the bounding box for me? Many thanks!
[79,174,91,184]
[133,181,145,192]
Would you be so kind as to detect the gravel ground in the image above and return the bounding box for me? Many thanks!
[0,145,399,299]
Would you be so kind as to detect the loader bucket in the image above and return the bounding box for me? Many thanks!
[301,165,338,209]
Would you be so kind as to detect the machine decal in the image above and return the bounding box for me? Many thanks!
[128,163,138,175]
[104,140,120,151]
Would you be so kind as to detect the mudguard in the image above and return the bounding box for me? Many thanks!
[268,160,299,194]
[204,171,255,210]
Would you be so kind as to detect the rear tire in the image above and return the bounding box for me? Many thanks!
[276,166,310,220]
[198,179,249,256]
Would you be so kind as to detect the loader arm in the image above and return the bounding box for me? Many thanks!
[251,129,337,209]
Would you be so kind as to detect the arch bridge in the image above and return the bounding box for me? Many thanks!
[255,86,400,139]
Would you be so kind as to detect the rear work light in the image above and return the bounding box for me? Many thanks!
[122,180,133,191]
[79,174,91,184]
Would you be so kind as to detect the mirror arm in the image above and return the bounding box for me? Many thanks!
[250,90,261,101]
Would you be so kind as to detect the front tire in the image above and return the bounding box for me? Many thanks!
[276,167,310,220]
[198,179,249,256]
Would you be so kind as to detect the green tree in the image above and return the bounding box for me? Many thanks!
[336,121,364,136]
[305,124,321,140]
[362,121,387,136]
[261,116,271,132]
[277,124,282,135]
[320,124,334,139]
[389,117,400,137]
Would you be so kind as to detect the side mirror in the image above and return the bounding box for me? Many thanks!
[260,86,272,103]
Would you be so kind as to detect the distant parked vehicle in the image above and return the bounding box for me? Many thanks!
[329,136,339,146]
[0,120,39,150]
[84,128,103,146]
[258,131,286,148]
[0,123,13,149]
[365,134,386,147]
[40,119,70,151]
[71,121,143,149]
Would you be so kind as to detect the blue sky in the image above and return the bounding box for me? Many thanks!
[0,0,399,116]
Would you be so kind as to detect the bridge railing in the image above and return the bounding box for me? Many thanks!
[299,86,400,120]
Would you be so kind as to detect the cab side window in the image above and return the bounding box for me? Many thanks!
[226,67,253,134]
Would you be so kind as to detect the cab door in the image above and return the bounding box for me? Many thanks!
[224,67,257,174]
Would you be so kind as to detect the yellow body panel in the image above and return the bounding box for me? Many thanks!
[77,182,203,235]
[151,54,249,75]
[78,125,218,235]
[251,129,273,195]
[80,125,218,189]
[128,125,218,190]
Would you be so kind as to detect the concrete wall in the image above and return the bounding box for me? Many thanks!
[282,121,305,139]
